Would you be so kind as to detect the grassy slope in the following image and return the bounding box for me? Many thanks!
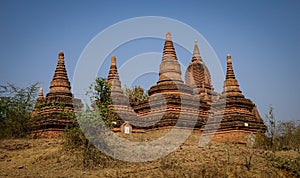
[0,134,299,177]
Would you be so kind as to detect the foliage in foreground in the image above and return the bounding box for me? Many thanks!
[61,108,300,176]
[62,121,299,177]
[87,77,120,127]
[255,106,300,151]
[62,109,118,168]
[253,107,300,177]
[0,83,39,138]
[60,75,300,176]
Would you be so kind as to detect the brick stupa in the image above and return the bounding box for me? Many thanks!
[115,33,210,129]
[31,33,266,143]
[107,55,138,125]
[107,32,266,143]
[204,54,266,142]
[31,51,75,137]
[185,40,216,103]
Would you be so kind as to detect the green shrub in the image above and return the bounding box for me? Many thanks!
[0,83,38,138]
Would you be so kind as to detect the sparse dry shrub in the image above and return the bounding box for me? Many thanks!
[63,124,118,169]
[265,151,300,177]
[255,106,300,152]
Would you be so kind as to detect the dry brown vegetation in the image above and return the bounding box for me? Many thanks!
[1,130,299,178]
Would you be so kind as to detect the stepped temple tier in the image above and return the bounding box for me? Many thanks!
[31,32,266,143]
[107,55,138,124]
[125,32,209,129]
[203,54,266,142]
[31,51,80,138]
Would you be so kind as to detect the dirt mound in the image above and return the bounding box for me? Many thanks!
[0,138,299,177]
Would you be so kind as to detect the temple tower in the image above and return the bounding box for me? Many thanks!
[46,51,73,106]
[206,54,266,143]
[107,55,122,94]
[223,54,243,96]
[106,55,138,126]
[148,32,193,96]
[134,33,206,128]
[157,32,183,84]
[31,51,74,137]
[185,41,214,102]
[185,41,211,88]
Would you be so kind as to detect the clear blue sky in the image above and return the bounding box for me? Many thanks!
[0,0,299,122]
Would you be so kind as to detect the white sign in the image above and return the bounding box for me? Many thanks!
[124,126,130,134]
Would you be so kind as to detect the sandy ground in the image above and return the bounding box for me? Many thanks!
[0,135,299,177]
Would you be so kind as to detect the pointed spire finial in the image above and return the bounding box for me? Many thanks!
[38,87,44,99]
[39,87,43,94]
[107,55,122,93]
[162,32,177,60]
[111,55,116,66]
[157,32,183,84]
[185,40,212,90]
[192,40,202,62]
[227,54,232,63]
[225,54,235,80]
[223,54,243,96]
[48,51,71,95]
[59,50,64,59]
[166,32,172,41]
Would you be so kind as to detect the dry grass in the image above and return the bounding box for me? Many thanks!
[0,131,299,177]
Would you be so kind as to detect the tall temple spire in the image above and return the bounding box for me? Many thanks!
[185,41,212,91]
[107,55,122,93]
[32,51,74,136]
[48,51,72,95]
[223,54,242,96]
[162,32,178,60]
[225,54,236,80]
[166,32,172,40]
[158,32,183,84]
[192,40,202,63]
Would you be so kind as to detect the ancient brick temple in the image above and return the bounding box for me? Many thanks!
[204,54,266,142]
[31,32,266,142]
[107,32,266,143]
[31,51,76,137]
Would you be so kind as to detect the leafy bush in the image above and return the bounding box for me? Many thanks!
[123,85,148,104]
[87,77,120,127]
[0,83,38,138]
